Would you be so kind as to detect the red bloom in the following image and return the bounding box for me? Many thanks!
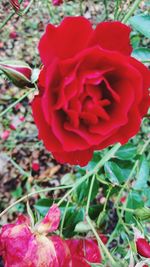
[136,238,150,258]
[32,17,150,166]
[66,238,102,266]
[0,205,71,267]
[52,0,63,6]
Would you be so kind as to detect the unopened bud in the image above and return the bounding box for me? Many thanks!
[52,0,63,6]
[9,0,20,12]
[0,60,33,88]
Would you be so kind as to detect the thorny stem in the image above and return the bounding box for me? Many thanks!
[79,0,83,15]
[97,186,112,226]
[122,0,143,23]
[4,154,31,178]
[86,174,96,215]
[0,12,15,31]
[60,201,70,237]
[22,0,34,15]
[0,88,35,118]
[0,0,24,30]
[86,215,116,265]
[0,185,73,218]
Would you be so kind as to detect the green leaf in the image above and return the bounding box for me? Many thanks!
[130,14,150,39]
[125,191,144,223]
[73,178,99,205]
[115,143,137,160]
[134,155,149,190]
[11,186,22,198]
[34,198,53,216]
[62,206,85,238]
[61,173,76,185]
[132,48,150,62]
[104,161,125,184]
[130,32,140,49]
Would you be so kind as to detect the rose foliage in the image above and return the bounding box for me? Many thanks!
[32,17,150,166]
[0,205,102,266]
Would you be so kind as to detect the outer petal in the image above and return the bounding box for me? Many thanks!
[53,148,93,166]
[38,17,93,65]
[66,239,101,267]
[129,57,150,116]
[36,204,61,234]
[31,95,62,152]
[88,21,132,56]
[51,236,72,267]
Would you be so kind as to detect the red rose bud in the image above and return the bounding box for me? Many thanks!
[52,0,63,6]
[9,31,18,39]
[32,161,40,172]
[9,0,20,11]
[66,238,102,266]
[136,238,150,258]
[0,205,71,267]
[32,17,150,166]
[0,60,32,88]
[120,196,126,203]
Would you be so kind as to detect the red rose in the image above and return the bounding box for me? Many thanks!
[32,17,150,166]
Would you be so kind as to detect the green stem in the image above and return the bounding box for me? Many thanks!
[5,154,31,178]
[60,201,70,237]
[122,0,143,23]
[57,143,121,206]
[86,215,116,265]
[22,0,34,15]
[0,0,23,30]
[97,186,112,226]
[103,0,108,19]
[86,174,95,215]
[79,0,83,15]
[0,88,35,118]
[0,12,15,31]
[0,185,73,218]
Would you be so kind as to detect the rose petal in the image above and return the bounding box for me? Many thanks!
[53,148,93,166]
[88,21,132,56]
[66,239,101,266]
[31,96,62,151]
[38,17,93,65]
[51,236,72,267]
[37,204,61,234]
